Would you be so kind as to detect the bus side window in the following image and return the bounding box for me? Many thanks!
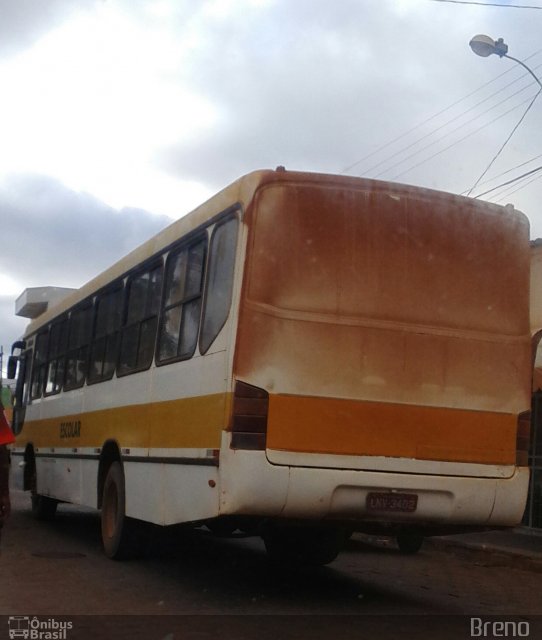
[64,303,93,391]
[89,284,124,383]
[30,330,49,400]
[118,263,162,375]
[157,237,206,364]
[12,347,31,433]
[200,216,239,354]
[45,318,68,395]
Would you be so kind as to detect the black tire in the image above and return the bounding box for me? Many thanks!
[207,518,238,537]
[263,525,345,566]
[397,531,424,555]
[29,461,58,521]
[31,494,58,521]
[101,461,144,560]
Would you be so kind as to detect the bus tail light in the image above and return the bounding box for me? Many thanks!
[231,381,269,450]
[516,411,531,466]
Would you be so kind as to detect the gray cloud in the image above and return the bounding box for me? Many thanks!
[152,0,494,191]
[0,0,97,57]
[0,296,28,354]
[150,0,542,235]
[0,174,170,353]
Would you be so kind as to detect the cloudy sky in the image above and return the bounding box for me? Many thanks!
[1,0,541,363]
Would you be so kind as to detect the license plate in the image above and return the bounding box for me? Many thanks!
[366,492,418,513]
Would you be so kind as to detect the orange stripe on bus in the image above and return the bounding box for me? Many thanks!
[15,393,229,450]
[266,395,517,465]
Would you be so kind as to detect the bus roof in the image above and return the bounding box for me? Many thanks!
[20,168,526,338]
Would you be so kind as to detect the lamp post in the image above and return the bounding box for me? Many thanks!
[469,35,542,89]
[466,36,541,198]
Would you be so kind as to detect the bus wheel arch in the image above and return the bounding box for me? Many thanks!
[98,444,146,560]
[97,440,121,509]
[25,444,58,520]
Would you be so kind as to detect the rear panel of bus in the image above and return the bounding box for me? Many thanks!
[225,174,531,529]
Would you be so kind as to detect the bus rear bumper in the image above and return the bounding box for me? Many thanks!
[287,464,529,527]
[219,448,530,528]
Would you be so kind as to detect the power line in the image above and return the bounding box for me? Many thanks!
[386,93,539,181]
[345,56,542,179]
[468,87,542,196]
[473,154,542,201]
[460,152,542,193]
[430,0,542,8]
[340,46,542,205]
[472,164,542,198]
[341,49,542,175]
[491,169,542,202]
[381,91,540,181]
[483,167,539,200]
[494,171,542,203]
[364,68,540,178]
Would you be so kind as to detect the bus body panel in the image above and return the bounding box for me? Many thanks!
[264,393,519,467]
[235,178,531,473]
[124,461,220,525]
[17,394,227,451]
[11,186,249,525]
[218,447,530,528]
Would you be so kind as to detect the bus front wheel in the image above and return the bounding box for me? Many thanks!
[101,462,143,560]
[30,463,58,521]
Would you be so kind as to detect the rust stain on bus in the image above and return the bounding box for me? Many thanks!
[235,175,531,466]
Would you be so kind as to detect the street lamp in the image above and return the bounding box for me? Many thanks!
[469,35,542,89]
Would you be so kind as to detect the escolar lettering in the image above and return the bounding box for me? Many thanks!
[59,421,81,439]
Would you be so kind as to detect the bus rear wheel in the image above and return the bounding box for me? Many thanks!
[263,525,344,566]
[31,494,58,521]
[101,461,144,560]
[396,531,424,555]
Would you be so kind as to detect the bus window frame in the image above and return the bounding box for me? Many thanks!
[117,259,164,377]
[44,315,69,397]
[199,214,239,355]
[87,281,125,385]
[156,232,208,367]
[64,300,94,392]
[30,329,50,401]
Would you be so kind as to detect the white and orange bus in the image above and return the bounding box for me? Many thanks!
[8,169,532,564]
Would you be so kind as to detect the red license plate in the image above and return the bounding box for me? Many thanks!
[366,492,418,513]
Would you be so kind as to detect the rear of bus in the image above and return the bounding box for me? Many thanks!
[220,171,531,556]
